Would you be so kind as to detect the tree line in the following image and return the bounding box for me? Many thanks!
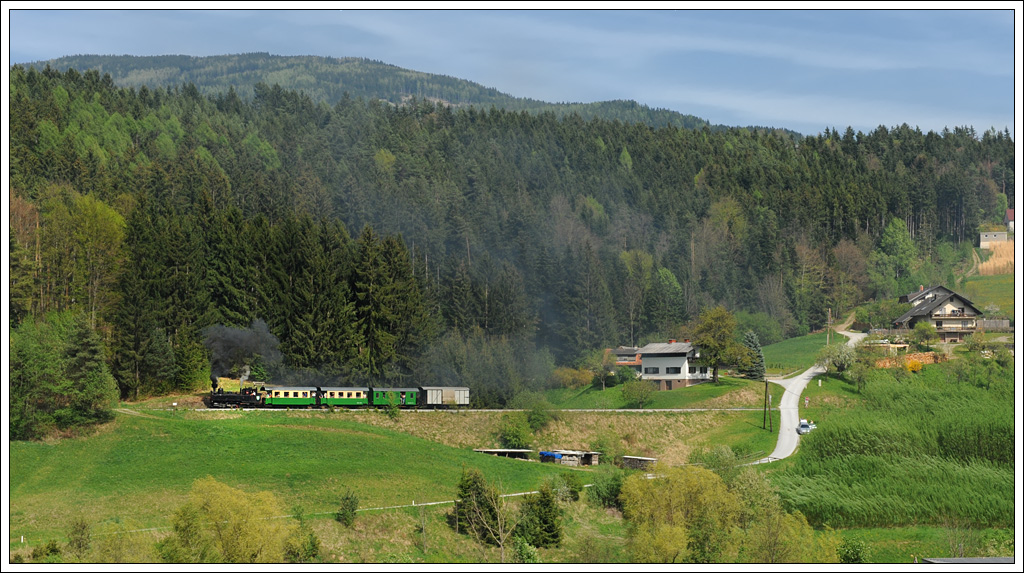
[7,64,1014,435]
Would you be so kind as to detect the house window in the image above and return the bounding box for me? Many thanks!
[700,367,708,374]
[644,367,660,374]
[667,367,681,374]
[688,367,696,374]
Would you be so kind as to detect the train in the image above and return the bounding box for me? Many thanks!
[208,379,470,409]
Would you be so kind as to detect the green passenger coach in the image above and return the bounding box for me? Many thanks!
[265,386,318,407]
[319,387,370,407]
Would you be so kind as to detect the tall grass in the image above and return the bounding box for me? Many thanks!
[773,358,1014,529]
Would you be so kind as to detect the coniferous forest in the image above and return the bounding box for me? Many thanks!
[7,62,1015,437]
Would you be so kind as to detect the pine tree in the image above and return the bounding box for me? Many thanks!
[739,330,766,380]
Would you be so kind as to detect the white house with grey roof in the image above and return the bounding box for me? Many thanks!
[613,340,710,390]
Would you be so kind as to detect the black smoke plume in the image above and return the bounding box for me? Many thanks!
[203,319,283,382]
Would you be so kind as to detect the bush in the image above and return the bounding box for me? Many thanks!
[512,536,540,563]
[560,472,584,502]
[498,412,532,449]
[588,467,627,510]
[838,537,868,563]
[335,489,359,527]
[66,518,92,559]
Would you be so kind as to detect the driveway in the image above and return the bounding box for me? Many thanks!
[755,329,866,464]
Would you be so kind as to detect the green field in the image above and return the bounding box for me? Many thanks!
[962,274,1015,319]
[9,409,571,544]
[762,331,847,376]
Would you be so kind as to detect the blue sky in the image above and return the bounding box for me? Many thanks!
[5,5,1021,136]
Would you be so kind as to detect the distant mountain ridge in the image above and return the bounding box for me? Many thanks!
[18,52,795,135]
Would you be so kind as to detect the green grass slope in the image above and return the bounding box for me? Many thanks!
[9,409,570,542]
[762,331,847,376]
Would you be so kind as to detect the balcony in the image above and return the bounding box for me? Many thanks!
[935,325,976,333]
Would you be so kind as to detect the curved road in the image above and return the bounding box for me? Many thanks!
[755,329,866,464]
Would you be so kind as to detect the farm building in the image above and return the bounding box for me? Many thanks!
[979,231,1007,249]
[539,450,600,466]
[621,456,658,470]
[473,449,532,460]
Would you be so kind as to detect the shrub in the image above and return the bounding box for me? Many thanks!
[560,472,584,502]
[335,489,359,527]
[905,359,923,373]
[838,537,869,563]
[588,467,627,510]
[499,412,532,449]
[66,517,92,559]
[512,536,540,563]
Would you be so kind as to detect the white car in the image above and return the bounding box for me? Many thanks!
[797,420,816,435]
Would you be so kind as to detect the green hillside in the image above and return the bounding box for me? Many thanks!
[9,409,569,543]
[762,332,847,376]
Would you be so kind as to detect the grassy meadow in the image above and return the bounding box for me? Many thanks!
[762,331,847,376]
[962,273,1015,319]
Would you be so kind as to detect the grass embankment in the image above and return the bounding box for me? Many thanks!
[543,375,784,410]
[762,331,847,377]
[769,357,1014,531]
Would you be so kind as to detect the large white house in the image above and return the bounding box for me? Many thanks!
[893,285,982,343]
[613,340,710,390]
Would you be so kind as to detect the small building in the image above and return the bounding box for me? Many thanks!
[621,456,658,470]
[893,285,982,343]
[473,449,532,460]
[1005,208,1014,233]
[540,450,600,467]
[979,231,1007,249]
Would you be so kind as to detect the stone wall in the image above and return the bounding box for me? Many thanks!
[875,352,946,369]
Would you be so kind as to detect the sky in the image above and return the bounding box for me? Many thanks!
[3,4,1022,137]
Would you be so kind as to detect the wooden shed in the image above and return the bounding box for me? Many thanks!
[621,456,658,470]
[540,450,600,467]
[473,449,532,460]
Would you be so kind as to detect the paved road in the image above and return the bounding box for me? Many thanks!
[754,330,866,464]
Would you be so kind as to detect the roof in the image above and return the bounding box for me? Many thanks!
[900,285,952,305]
[636,341,695,355]
[893,290,982,326]
[1006,208,1014,222]
[612,346,639,356]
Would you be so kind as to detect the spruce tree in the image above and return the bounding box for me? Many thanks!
[739,330,766,380]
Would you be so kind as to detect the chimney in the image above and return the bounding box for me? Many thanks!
[920,285,924,292]
[684,339,690,343]
[669,339,677,344]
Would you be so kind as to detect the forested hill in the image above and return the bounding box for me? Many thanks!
[8,64,1014,419]
[23,53,730,131]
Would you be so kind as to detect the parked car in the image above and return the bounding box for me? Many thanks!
[797,419,816,435]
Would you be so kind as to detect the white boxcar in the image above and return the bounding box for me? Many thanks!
[421,386,470,408]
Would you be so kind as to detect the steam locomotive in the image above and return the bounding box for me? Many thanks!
[208,377,470,409]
